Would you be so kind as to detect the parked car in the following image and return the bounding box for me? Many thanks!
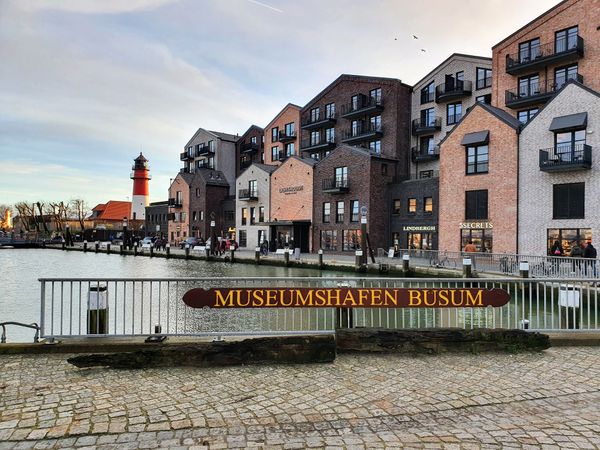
[180,237,200,249]
[140,237,154,247]
[111,238,123,246]
[46,235,65,244]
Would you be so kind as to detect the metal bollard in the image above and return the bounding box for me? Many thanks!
[119,244,124,255]
[205,247,210,260]
[133,243,138,256]
[284,250,290,266]
[463,258,472,278]
[106,243,111,254]
[230,249,235,263]
[94,241,99,253]
[185,244,190,260]
[62,241,66,250]
[166,243,171,258]
[255,247,261,264]
[519,261,529,278]
[83,240,88,252]
[318,249,324,269]
[402,254,410,272]
[150,245,154,257]
[355,250,363,271]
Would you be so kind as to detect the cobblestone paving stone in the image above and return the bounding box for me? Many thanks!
[2,347,600,448]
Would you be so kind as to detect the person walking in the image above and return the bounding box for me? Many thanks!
[463,240,477,253]
[550,240,564,256]
[570,241,584,274]
[584,241,597,278]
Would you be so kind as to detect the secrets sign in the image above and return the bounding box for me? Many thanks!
[183,287,510,309]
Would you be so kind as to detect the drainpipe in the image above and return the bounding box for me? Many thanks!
[516,128,520,254]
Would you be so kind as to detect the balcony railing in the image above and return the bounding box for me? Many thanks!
[420,91,435,104]
[300,135,337,151]
[505,35,584,75]
[180,152,192,161]
[301,111,337,129]
[277,130,297,143]
[168,198,183,208]
[179,167,192,174]
[197,145,214,156]
[341,124,383,144]
[505,74,583,109]
[412,117,442,135]
[278,150,292,162]
[411,146,440,162]
[241,142,260,153]
[197,161,214,170]
[340,96,384,119]
[238,189,258,200]
[539,144,592,172]
[435,80,472,103]
[476,77,492,90]
[322,177,349,193]
[240,160,252,169]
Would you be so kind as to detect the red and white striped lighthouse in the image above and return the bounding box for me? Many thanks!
[130,152,151,220]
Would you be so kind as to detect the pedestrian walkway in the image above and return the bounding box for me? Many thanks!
[2,348,600,448]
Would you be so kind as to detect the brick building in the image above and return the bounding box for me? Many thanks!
[519,81,600,255]
[264,104,301,165]
[492,0,600,124]
[438,103,520,253]
[313,145,396,253]
[236,125,264,176]
[299,74,411,169]
[235,163,276,249]
[144,201,168,238]
[269,156,316,252]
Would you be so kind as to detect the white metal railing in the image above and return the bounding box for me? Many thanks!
[37,277,600,340]
[377,248,599,279]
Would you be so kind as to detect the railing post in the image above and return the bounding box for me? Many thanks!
[120,244,124,255]
[463,257,472,278]
[230,249,235,263]
[185,244,190,260]
[355,250,365,272]
[133,242,138,256]
[166,243,171,258]
[83,240,88,252]
[62,241,66,250]
[40,281,46,340]
[150,244,154,257]
[402,254,410,273]
[205,247,210,261]
[255,247,261,264]
[318,249,324,269]
[94,241,99,253]
[106,243,111,254]
[519,261,529,278]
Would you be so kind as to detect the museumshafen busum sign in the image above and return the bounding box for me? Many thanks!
[183,288,510,309]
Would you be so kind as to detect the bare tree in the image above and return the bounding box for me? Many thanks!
[70,198,90,231]
[14,202,38,232]
[36,202,49,234]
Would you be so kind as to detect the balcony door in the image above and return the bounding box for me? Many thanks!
[555,26,578,53]
[518,38,540,63]
[421,108,435,127]
[555,129,586,162]
[518,75,539,97]
[554,64,578,90]
[335,166,348,188]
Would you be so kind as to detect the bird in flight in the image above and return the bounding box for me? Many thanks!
[413,35,419,39]
[421,49,427,52]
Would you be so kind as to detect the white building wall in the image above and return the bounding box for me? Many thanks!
[235,165,272,249]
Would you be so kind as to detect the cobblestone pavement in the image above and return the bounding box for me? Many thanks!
[2,347,600,449]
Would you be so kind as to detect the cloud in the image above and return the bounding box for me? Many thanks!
[11,0,180,14]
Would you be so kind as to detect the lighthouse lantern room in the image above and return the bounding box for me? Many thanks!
[130,153,151,221]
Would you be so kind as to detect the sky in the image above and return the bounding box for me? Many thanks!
[0,0,560,208]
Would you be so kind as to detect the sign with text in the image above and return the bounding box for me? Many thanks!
[459,221,493,229]
[183,288,510,309]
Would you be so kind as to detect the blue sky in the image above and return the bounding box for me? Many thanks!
[0,0,559,207]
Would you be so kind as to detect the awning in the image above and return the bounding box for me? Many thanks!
[461,130,489,146]
[549,112,587,132]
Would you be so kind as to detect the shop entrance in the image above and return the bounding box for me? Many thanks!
[407,232,434,250]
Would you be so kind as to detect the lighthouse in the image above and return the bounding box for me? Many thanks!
[130,153,151,220]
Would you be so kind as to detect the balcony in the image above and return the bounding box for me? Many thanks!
[277,130,297,143]
[238,189,258,201]
[180,152,192,161]
[505,74,583,109]
[278,150,291,162]
[435,80,472,103]
[197,145,214,156]
[340,96,384,119]
[539,144,592,172]
[421,91,435,104]
[168,198,183,208]
[341,124,383,144]
[241,142,260,154]
[197,161,214,170]
[240,159,252,170]
[300,135,337,152]
[301,111,337,130]
[412,117,442,135]
[322,177,349,194]
[505,36,584,75]
[411,146,440,163]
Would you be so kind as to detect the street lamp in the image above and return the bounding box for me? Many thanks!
[123,217,129,249]
[65,223,72,247]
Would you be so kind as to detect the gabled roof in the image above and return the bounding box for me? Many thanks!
[251,163,278,174]
[264,103,302,130]
[238,125,264,142]
[196,168,230,187]
[412,53,492,89]
[272,156,318,175]
[302,74,409,111]
[91,201,131,221]
[520,79,600,132]
[438,102,520,147]
[493,0,571,49]
[318,144,399,164]
[184,128,239,148]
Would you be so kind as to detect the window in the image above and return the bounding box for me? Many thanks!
[196,188,201,197]
[271,127,278,142]
[238,230,247,247]
[419,136,435,154]
[249,180,258,197]
[192,211,197,221]
[370,115,382,131]
[251,136,257,144]
[335,166,348,187]
[555,64,578,90]
[260,151,264,163]
[310,107,320,122]
[208,140,215,151]
[370,88,382,103]
[284,122,295,136]
[553,183,584,219]
[476,68,492,89]
[310,130,320,146]
[381,163,387,176]
[476,94,492,104]
[325,103,335,118]
[421,108,436,126]
[518,108,539,125]
[555,129,586,161]
[176,191,183,204]
[322,202,331,223]
[555,26,578,53]
[519,38,540,63]
[241,208,248,225]
[547,228,591,256]
[351,119,359,136]
[321,230,337,251]
[461,229,493,253]
[271,146,279,161]
[424,197,433,213]
[342,230,362,251]
[285,142,295,156]
[350,200,359,222]
[336,201,345,223]
[455,71,464,82]
[392,199,401,214]
[447,102,462,125]
[310,152,320,161]
[421,81,435,104]
[250,207,256,225]
[200,211,204,221]
[369,140,381,154]
[465,190,488,220]
[408,198,417,214]
[466,144,489,175]
[325,127,335,143]
[419,170,435,179]
[259,206,265,223]
[518,74,539,97]
[351,95,359,111]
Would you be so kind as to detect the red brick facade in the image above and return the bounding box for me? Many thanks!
[235,125,264,177]
[264,104,301,165]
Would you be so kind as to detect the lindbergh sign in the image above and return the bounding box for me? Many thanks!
[183,288,510,309]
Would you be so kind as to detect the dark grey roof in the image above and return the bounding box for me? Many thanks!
[412,53,492,89]
[461,130,489,146]
[209,130,239,142]
[196,169,230,187]
[549,112,588,132]
[149,200,169,206]
[252,163,278,174]
[289,155,318,166]
[238,125,264,142]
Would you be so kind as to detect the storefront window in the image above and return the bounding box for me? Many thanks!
[547,228,592,256]
[239,230,247,247]
[321,230,338,251]
[342,230,362,251]
[460,229,493,252]
[407,232,434,250]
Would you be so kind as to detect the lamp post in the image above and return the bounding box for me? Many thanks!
[65,224,72,247]
[123,217,129,250]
